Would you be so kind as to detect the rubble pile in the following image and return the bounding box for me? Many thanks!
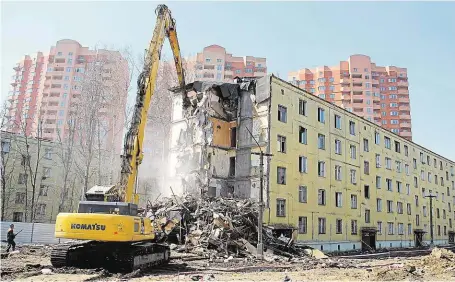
[148,195,307,261]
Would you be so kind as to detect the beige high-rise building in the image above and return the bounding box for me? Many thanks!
[5,39,129,153]
[288,54,412,140]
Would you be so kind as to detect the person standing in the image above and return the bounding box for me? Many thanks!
[6,224,16,252]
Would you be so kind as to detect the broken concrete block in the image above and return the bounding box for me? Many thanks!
[303,248,328,259]
[41,269,52,275]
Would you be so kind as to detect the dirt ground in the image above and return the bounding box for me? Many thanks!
[1,244,455,281]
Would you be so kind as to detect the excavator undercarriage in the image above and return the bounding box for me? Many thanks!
[51,240,170,272]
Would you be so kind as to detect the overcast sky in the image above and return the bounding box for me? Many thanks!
[2,1,455,160]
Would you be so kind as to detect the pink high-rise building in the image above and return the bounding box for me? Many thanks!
[188,45,267,82]
[288,54,412,140]
[5,39,128,152]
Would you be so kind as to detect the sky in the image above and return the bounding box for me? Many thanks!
[1,1,455,160]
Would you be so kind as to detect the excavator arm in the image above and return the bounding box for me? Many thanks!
[116,4,186,204]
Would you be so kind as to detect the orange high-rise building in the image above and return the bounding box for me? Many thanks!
[288,54,412,140]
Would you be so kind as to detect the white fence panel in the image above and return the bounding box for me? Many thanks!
[1,221,71,245]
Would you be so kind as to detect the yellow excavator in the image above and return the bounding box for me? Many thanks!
[50,4,186,272]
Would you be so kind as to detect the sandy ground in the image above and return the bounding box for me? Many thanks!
[2,244,455,281]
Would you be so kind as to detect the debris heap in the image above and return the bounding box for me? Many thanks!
[147,195,307,261]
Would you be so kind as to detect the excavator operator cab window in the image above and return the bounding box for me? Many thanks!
[78,201,138,216]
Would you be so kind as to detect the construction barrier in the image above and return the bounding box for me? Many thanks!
[1,221,70,245]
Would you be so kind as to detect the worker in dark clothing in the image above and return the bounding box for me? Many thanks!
[6,224,16,252]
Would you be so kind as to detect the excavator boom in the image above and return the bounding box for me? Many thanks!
[118,4,186,204]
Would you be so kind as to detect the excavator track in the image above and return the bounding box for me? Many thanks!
[50,240,170,273]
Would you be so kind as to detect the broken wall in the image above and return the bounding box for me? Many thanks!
[168,77,271,199]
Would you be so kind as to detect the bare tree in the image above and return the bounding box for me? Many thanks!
[70,46,135,193]
[54,109,78,212]
[13,115,45,222]
[1,102,18,220]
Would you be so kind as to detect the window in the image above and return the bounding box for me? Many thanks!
[365,209,371,223]
[18,173,28,184]
[13,212,23,222]
[397,202,403,214]
[318,218,326,234]
[205,58,211,62]
[318,161,326,177]
[376,176,382,189]
[336,219,343,234]
[415,195,419,206]
[406,184,410,195]
[318,134,326,150]
[298,217,307,234]
[423,206,427,217]
[335,114,341,129]
[278,105,287,122]
[277,135,286,153]
[350,169,357,184]
[39,184,48,196]
[351,194,357,209]
[375,131,380,145]
[335,165,342,181]
[437,208,440,218]
[298,186,307,203]
[335,139,342,154]
[364,161,370,175]
[421,170,425,181]
[377,221,383,234]
[428,172,432,182]
[318,189,326,205]
[36,204,46,217]
[15,192,25,204]
[377,198,382,212]
[364,185,370,199]
[387,200,393,213]
[299,156,307,173]
[413,158,417,169]
[276,199,286,217]
[405,164,410,175]
[351,220,358,234]
[438,225,441,236]
[66,67,71,72]
[397,223,404,235]
[350,145,356,159]
[349,121,356,135]
[388,222,394,235]
[427,155,430,165]
[318,108,325,123]
[376,154,381,168]
[397,181,402,193]
[299,99,306,116]
[43,167,51,178]
[404,145,409,156]
[277,167,286,184]
[363,139,369,152]
[384,137,391,149]
[386,157,392,170]
[298,126,307,144]
[334,192,343,207]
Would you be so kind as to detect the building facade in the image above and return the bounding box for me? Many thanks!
[288,55,412,141]
[5,39,128,154]
[168,75,454,252]
[1,130,113,223]
[189,45,267,82]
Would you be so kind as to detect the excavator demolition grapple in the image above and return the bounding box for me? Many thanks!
[50,4,186,272]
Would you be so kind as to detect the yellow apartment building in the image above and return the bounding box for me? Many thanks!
[168,75,454,252]
[265,75,454,251]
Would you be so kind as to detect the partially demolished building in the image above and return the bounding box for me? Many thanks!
[168,77,270,200]
[167,75,455,252]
